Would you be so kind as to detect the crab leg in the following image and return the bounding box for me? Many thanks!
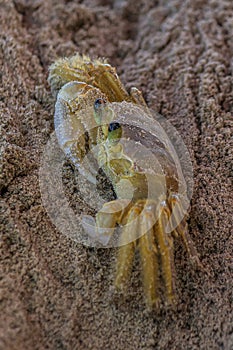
[93,65,130,103]
[169,196,202,268]
[95,199,130,245]
[114,204,142,290]
[155,204,176,304]
[138,208,160,308]
[176,223,202,268]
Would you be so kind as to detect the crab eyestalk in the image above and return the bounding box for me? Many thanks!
[107,122,122,144]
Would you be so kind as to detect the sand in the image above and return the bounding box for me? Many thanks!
[0,0,232,349]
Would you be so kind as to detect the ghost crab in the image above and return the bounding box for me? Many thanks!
[48,54,201,309]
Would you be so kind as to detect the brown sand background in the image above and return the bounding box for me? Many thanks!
[0,0,232,349]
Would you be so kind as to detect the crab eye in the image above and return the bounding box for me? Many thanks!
[94,98,106,109]
[108,121,122,143]
[94,98,107,125]
[108,122,121,132]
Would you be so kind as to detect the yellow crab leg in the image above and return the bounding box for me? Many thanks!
[155,204,176,304]
[138,209,160,308]
[129,86,150,111]
[169,196,202,268]
[95,199,130,245]
[91,64,130,103]
[114,204,142,290]
[177,224,202,269]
